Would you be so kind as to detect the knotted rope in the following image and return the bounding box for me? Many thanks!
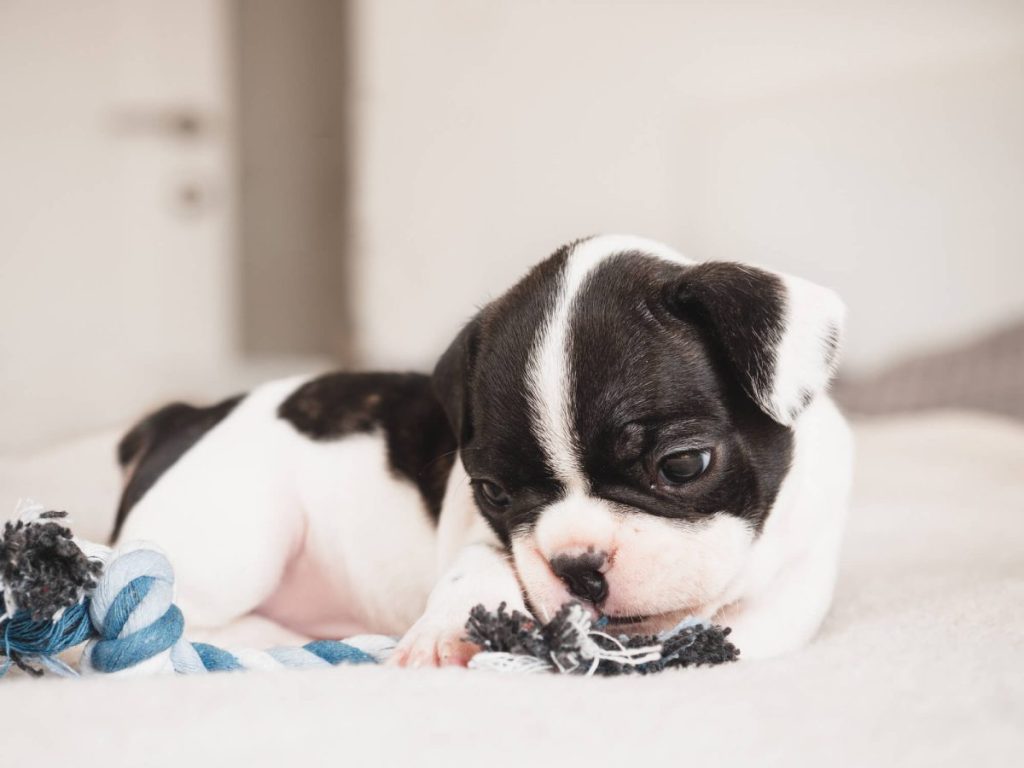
[2,503,739,678]
[0,505,392,677]
[79,546,389,675]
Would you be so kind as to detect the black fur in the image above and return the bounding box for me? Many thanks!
[432,321,480,445]
[435,245,572,544]
[113,241,802,556]
[436,247,794,543]
[668,261,788,414]
[278,372,457,520]
[112,396,242,541]
[572,254,792,532]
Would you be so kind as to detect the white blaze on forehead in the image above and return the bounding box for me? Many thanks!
[525,235,694,493]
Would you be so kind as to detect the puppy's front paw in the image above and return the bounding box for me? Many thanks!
[389,614,479,668]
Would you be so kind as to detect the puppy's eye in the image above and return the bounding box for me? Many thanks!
[474,480,512,509]
[658,449,712,485]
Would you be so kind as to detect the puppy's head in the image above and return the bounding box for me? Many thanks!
[434,235,844,631]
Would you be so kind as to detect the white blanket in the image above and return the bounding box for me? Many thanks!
[1,411,1021,767]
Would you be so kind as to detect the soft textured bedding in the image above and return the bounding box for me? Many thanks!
[1,411,1021,767]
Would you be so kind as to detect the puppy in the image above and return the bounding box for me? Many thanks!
[113,235,853,665]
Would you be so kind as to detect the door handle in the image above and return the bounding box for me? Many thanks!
[110,107,216,142]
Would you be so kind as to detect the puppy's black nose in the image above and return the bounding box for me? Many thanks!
[550,552,608,605]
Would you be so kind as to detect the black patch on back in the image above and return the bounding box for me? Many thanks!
[278,372,456,520]
[112,395,242,541]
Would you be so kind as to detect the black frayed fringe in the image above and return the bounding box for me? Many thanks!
[0,511,102,622]
[465,602,739,675]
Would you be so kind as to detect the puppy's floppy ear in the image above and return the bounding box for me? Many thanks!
[669,262,845,426]
[432,316,481,443]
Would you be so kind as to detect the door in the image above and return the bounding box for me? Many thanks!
[0,0,236,451]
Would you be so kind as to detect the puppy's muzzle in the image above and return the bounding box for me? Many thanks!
[550,551,608,605]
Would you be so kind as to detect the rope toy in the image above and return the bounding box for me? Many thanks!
[465,602,738,674]
[0,504,386,677]
[1,502,739,678]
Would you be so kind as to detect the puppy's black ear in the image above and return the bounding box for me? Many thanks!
[669,262,845,425]
[432,316,481,443]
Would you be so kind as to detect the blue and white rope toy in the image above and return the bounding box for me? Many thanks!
[0,502,392,677]
[80,546,391,675]
[1,501,738,678]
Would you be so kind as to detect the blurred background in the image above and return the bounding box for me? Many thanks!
[2,0,1022,453]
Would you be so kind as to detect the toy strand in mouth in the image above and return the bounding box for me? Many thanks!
[602,613,651,626]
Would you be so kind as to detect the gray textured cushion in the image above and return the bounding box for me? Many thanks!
[835,319,1024,420]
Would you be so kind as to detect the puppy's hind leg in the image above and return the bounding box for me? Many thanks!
[114,382,307,632]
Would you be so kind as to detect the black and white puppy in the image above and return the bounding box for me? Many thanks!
[113,235,852,665]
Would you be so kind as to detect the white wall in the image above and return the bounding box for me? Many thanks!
[3,1,1022,452]
[349,0,1024,373]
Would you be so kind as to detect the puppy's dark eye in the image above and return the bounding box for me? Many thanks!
[474,480,512,509]
[658,449,712,484]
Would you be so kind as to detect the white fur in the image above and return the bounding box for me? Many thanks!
[433,457,489,575]
[120,377,512,664]
[263,430,438,636]
[390,459,517,666]
[512,494,755,627]
[389,538,524,667]
[510,396,852,651]
[526,235,694,492]
[119,376,438,638]
[117,377,310,628]
[764,270,846,425]
[714,396,854,657]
